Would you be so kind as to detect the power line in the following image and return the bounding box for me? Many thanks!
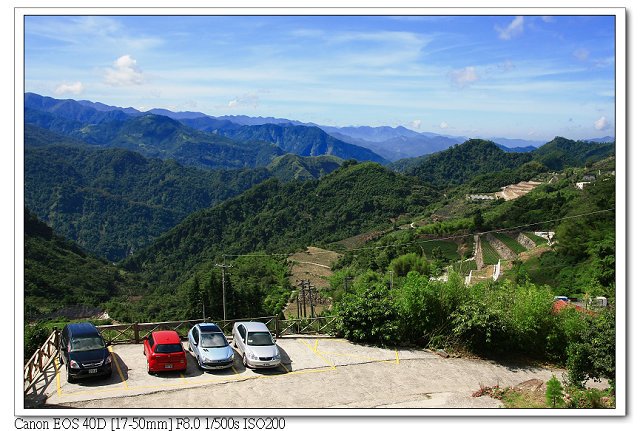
[216,208,614,260]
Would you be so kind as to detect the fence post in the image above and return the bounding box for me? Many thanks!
[275,315,279,338]
[133,322,140,344]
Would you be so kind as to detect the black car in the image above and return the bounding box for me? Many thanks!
[60,322,112,383]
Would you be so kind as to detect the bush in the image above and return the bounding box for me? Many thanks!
[566,307,615,386]
[335,283,399,345]
[24,321,52,364]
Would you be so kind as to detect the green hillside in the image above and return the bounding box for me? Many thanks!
[25,141,274,261]
[405,139,532,187]
[24,207,142,318]
[220,123,388,164]
[67,114,286,170]
[121,160,439,287]
[266,154,342,181]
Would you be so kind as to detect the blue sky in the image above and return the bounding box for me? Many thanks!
[23,14,617,141]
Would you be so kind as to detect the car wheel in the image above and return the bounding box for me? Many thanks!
[242,353,247,368]
[146,360,152,375]
[66,366,74,383]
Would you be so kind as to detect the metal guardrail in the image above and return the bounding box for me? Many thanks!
[24,315,341,391]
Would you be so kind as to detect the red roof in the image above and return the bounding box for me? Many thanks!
[552,300,596,316]
[152,330,181,344]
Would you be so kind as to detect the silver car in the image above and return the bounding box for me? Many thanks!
[187,323,235,370]
[232,321,281,369]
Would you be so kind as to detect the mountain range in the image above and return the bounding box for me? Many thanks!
[26,93,613,164]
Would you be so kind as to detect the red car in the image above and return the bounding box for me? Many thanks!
[142,330,187,374]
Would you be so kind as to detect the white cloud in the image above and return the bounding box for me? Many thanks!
[573,48,590,61]
[594,116,611,131]
[440,122,449,129]
[54,81,84,95]
[104,55,145,86]
[500,60,515,72]
[495,16,524,40]
[411,120,421,129]
[541,16,556,23]
[227,92,261,109]
[449,66,479,88]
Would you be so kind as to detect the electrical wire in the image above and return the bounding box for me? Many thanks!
[218,208,615,259]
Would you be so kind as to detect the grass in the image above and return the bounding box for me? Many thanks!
[420,240,460,260]
[481,237,500,265]
[524,232,549,246]
[452,259,477,275]
[493,232,527,254]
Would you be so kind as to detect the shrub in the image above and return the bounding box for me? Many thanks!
[545,375,565,408]
[566,307,615,386]
[335,283,399,345]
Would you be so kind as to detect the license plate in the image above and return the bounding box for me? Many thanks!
[164,364,173,369]
[88,368,97,374]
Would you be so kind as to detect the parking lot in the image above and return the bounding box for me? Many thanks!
[29,335,566,409]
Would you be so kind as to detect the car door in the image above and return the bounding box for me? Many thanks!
[235,324,246,355]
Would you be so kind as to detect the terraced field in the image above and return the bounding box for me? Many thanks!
[420,239,461,260]
[524,232,549,246]
[481,237,501,265]
[493,233,527,254]
[452,259,477,275]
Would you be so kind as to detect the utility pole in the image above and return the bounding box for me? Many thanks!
[215,255,233,321]
[341,276,353,294]
[306,280,315,319]
[389,270,394,290]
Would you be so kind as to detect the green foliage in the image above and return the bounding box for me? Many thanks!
[480,238,500,265]
[493,233,527,254]
[566,307,615,386]
[24,321,52,363]
[389,253,432,277]
[451,280,556,356]
[24,207,143,318]
[122,161,438,288]
[24,140,275,261]
[335,283,399,345]
[395,272,466,347]
[545,375,565,408]
[406,139,532,187]
[220,123,388,164]
[466,161,547,193]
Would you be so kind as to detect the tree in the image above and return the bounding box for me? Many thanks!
[566,307,615,386]
[545,375,565,408]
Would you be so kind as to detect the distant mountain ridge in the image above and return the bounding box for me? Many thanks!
[25,93,615,163]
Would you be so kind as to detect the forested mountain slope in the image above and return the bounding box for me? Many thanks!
[24,207,142,318]
[218,123,388,164]
[121,160,439,287]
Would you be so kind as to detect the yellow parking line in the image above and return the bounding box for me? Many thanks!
[54,358,62,397]
[108,346,129,389]
[318,350,399,365]
[395,347,399,364]
[280,362,290,373]
[314,339,318,352]
[300,339,336,370]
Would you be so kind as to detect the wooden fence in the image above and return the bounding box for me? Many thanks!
[24,315,340,391]
[24,328,60,393]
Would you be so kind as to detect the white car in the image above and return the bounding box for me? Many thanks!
[232,321,281,369]
[187,323,235,370]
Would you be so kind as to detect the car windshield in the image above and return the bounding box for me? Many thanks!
[246,332,274,346]
[154,343,183,354]
[200,333,228,348]
[69,336,105,352]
